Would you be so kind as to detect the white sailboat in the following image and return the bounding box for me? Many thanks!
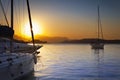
[91,3,104,49]
[0,0,42,80]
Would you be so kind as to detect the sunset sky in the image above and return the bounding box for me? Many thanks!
[0,0,120,40]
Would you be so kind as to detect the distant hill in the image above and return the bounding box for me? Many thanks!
[62,38,120,44]
[14,35,27,41]
[14,35,68,43]
[35,35,68,43]
[14,35,120,44]
[13,35,28,43]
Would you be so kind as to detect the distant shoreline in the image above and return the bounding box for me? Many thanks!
[61,39,120,44]
[14,38,120,44]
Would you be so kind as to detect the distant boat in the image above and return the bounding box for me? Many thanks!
[0,0,42,80]
[91,4,104,49]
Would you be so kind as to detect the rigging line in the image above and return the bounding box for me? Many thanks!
[14,0,19,30]
[1,0,10,24]
[22,0,25,38]
[23,0,25,25]
[18,0,21,28]
[98,0,103,39]
[19,0,23,35]
[22,0,26,34]
[100,19,104,39]
[0,5,2,24]
[0,0,9,26]
[22,0,25,24]
[5,0,10,26]
[97,0,103,40]
[5,0,10,18]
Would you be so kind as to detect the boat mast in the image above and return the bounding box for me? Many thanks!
[97,4,100,40]
[97,0,103,40]
[11,0,13,29]
[26,0,35,49]
[10,0,14,52]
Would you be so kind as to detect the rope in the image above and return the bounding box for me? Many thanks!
[14,0,19,31]
[18,0,21,28]
[5,0,10,20]
[97,0,104,40]
[100,19,104,39]
[0,0,9,26]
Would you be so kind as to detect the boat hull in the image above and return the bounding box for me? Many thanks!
[91,43,104,49]
[0,53,34,80]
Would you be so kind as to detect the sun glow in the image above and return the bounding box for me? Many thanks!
[23,22,42,38]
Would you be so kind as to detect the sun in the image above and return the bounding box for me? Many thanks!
[23,22,42,38]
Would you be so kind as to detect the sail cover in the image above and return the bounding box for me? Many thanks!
[0,25,14,38]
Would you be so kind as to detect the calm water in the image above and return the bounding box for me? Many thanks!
[24,44,120,80]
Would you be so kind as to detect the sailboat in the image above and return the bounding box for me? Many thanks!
[0,0,42,80]
[91,4,104,49]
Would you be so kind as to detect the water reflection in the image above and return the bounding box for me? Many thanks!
[93,49,104,80]
[21,44,120,80]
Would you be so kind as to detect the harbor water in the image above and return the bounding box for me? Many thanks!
[24,44,120,80]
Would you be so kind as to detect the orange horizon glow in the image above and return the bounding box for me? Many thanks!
[11,0,120,40]
[21,22,43,38]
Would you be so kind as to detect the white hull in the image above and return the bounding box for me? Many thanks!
[0,0,41,80]
[0,53,35,80]
[0,38,42,53]
[91,43,104,49]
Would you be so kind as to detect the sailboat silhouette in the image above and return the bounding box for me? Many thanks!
[91,3,104,49]
[0,0,42,79]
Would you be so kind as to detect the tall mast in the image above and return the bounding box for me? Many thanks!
[97,0,103,40]
[97,4,100,40]
[11,0,13,29]
[10,0,14,52]
[26,0,35,49]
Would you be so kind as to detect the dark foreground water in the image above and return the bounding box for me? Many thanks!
[24,44,120,80]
